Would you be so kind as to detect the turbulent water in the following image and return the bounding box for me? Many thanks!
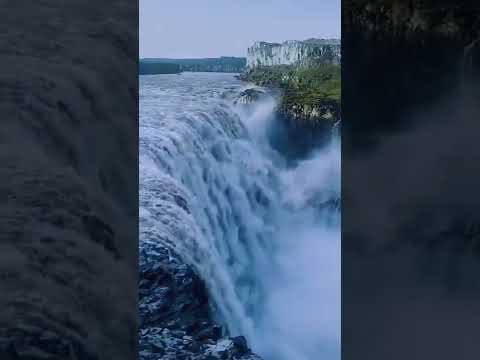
[140,72,340,360]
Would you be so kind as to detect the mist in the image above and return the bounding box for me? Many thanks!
[235,94,341,360]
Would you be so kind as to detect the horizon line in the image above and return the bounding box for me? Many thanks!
[140,36,342,60]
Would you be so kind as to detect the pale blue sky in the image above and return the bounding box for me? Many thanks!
[140,0,341,58]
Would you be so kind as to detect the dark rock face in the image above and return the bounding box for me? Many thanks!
[269,114,337,160]
[343,0,480,145]
[344,1,479,40]
[279,99,340,126]
[139,245,263,360]
[139,247,211,335]
[1,1,137,359]
[231,84,339,159]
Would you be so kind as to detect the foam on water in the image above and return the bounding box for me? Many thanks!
[140,72,340,360]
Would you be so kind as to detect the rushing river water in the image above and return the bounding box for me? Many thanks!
[140,72,340,360]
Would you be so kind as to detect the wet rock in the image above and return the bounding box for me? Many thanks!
[280,99,340,125]
[233,88,267,105]
[139,244,263,360]
[232,336,249,355]
[194,325,222,342]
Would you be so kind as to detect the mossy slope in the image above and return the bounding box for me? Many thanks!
[243,64,341,125]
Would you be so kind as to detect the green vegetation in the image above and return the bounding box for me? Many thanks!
[139,62,181,75]
[245,64,341,103]
[243,64,341,123]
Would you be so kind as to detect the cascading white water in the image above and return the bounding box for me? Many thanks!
[140,72,340,360]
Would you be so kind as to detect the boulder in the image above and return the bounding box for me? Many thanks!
[233,88,267,105]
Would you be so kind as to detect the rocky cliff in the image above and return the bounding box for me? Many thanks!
[344,0,479,41]
[139,245,262,360]
[247,38,341,69]
[241,39,341,155]
[343,0,480,143]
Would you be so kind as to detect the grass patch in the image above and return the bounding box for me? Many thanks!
[245,64,341,106]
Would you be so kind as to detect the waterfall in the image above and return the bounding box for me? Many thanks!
[140,72,340,360]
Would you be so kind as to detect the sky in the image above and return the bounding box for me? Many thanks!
[140,0,341,58]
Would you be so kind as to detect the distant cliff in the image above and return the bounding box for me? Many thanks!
[139,61,181,74]
[141,57,246,73]
[247,38,341,69]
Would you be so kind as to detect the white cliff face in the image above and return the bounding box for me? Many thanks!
[247,39,341,69]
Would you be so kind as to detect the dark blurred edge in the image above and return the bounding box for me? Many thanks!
[0,1,138,359]
[343,1,480,359]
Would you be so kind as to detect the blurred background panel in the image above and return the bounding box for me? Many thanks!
[342,1,480,359]
[0,1,138,359]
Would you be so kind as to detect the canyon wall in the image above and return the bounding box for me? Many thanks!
[246,39,341,69]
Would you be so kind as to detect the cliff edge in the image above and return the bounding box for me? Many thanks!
[247,38,341,69]
[240,39,341,155]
